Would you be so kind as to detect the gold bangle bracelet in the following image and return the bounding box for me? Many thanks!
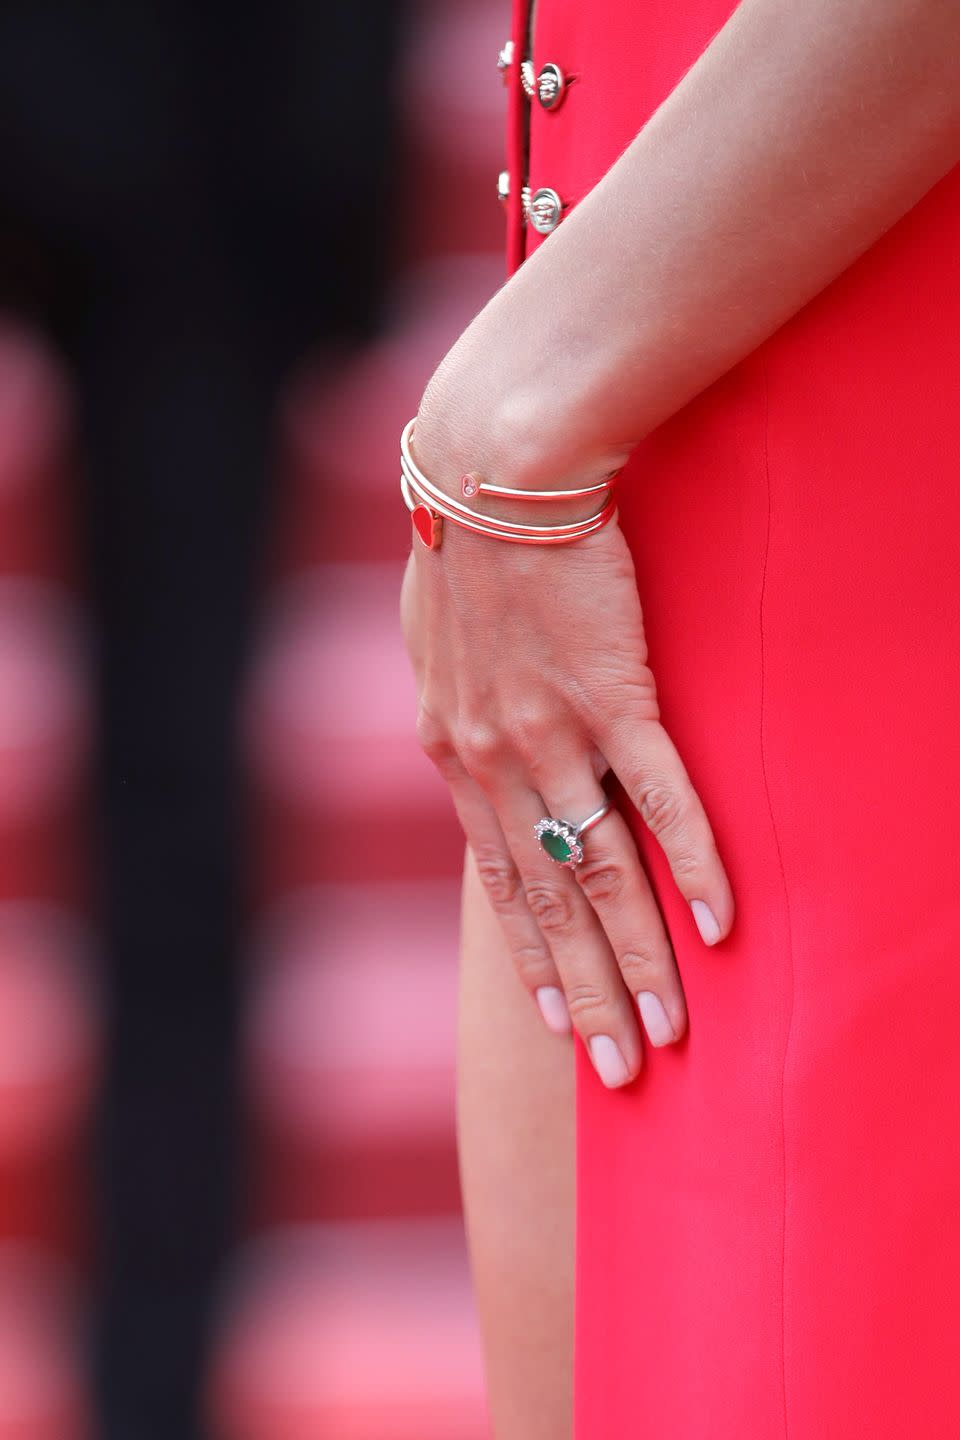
[400,468,617,549]
[401,417,617,509]
[400,418,617,549]
[461,472,618,502]
[400,452,613,539]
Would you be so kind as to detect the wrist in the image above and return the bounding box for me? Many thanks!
[410,396,630,529]
[404,433,617,551]
[401,417,618,554]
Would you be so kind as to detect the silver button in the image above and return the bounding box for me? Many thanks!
[497,39,514,83]
[497,169,510,204]
[526,186,565,234]
[519,60,569,110]
[536,62,567,109]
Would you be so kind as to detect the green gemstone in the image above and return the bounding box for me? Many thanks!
[540,829,573,863]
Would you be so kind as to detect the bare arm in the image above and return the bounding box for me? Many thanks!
[425,0,960,482]
[403,0,960,1087]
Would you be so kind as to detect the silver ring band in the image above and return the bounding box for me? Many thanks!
[575,802,612,839]
[534,800,612,868]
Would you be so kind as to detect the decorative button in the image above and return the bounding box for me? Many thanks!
[525,186,566,234]
[536,62,567,109]
[497,169,510,204]
[497,39,514,83]
[520,60,569,110]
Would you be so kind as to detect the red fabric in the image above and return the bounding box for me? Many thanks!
[504,0,531,276]
[511,3,960,1436]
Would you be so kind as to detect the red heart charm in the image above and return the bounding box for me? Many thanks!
[411,504,442,550]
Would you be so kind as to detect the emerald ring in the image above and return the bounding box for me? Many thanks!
[533,801,612,869]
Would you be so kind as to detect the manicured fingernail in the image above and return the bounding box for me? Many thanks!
[536,986,572,1035]
[637,991,675,1046]
[588,1034,629,1088]
[691,898,721,945]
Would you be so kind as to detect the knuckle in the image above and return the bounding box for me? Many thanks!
[634,780,684,839]
[506,702,555,762]
[524,879,576,936]
[565,981,612,1024]
[669,846,702,881]
[618,946,667,987]
[416,705,455,767]
[575,857,626,906]
[456,722,503,778]
[415,702,444,752]
[472,847,523,909]
[510,942,554,987]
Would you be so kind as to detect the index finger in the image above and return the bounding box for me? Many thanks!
[596,711,735,948]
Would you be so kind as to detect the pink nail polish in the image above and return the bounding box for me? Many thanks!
[691,898,721,945]
[637,991,675,1046]
[536,986,572,1034]
[588,1034,629,1088]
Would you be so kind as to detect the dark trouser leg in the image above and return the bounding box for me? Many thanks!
[78,317,273,1440]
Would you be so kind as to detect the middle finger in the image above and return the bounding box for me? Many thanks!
[491,779,644,1089]
[542,775,689,1051]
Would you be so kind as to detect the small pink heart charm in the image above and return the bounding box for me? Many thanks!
[461,473,480,499]
[411,504,442,550]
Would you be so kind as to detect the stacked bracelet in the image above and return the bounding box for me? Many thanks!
[459,471,618,502]
[399,417,618,549]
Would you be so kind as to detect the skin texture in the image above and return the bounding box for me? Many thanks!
[404,0,960,1086]
[400,0,960,1432]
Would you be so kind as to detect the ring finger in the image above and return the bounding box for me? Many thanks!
[542,775,689,1052]
[441,760,574,1035]
[492,781,644,1089]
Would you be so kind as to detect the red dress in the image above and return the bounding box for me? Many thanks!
[502,2,960,1436]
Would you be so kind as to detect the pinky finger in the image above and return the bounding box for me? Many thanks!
[444,764,572,1036]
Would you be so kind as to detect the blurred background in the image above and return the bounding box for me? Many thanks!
[0,1,509,1436]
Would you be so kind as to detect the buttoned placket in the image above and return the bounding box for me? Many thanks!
[497,0,573,267]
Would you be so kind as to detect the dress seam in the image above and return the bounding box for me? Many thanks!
[758,352,795,1440]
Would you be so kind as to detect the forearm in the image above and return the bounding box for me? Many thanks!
[435,0,960,481]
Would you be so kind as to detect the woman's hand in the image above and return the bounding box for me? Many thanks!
[400,385,735,1088]
[396,0,960,1088]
